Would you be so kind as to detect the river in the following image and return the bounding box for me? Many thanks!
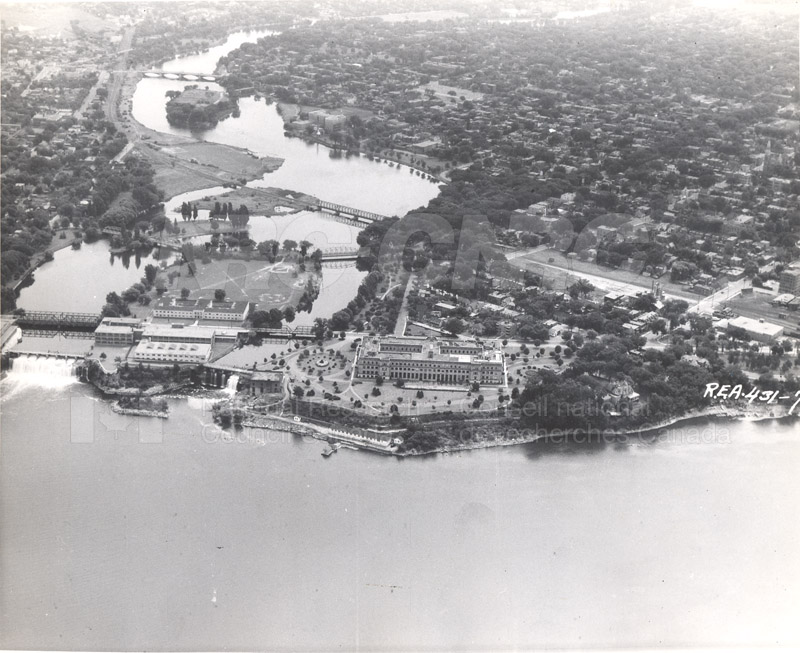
[3,24,800,652]
[0,377,798,649]
[15,28,441,316]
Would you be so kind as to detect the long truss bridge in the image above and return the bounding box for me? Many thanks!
[15,312,102,333]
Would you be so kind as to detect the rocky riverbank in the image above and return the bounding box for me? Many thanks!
[397,403,797,456]
[112,403,169,419]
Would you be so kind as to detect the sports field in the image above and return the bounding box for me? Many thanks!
[175,258,306,308]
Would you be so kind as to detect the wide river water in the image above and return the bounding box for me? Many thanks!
[2,27,800,651]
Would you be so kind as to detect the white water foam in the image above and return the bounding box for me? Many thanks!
[224,374,240,396]
[1,355,78,400]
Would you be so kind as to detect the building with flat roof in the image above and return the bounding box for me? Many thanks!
[153,297,250,322]
[141,323,246,345]
[243,371,283,396]
[94,324,136,346]
[132,340,211,364]
[354,336,505,386]
[779,269,800,294]
[308,109,346,132]
[94,317,142,346]
[725,316,784,342]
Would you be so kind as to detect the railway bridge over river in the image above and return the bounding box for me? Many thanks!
[15,312,102,333]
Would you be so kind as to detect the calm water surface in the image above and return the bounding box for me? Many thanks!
[1,378,798,649]
[16,241,156,313]
[17,29,440,316]
[5,25,799,652]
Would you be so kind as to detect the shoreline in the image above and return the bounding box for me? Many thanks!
[396,406,797,457]
[274,102,448,183]
[115,71,283,199]
[227,400,797,457]
[282,127,448,184]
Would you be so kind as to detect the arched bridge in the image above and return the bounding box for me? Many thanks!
[16,312,102,332]
[140,71,222,82]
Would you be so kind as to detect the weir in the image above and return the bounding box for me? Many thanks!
[7,350,85,361]
[202,365,239,388]
[7,353,78,378]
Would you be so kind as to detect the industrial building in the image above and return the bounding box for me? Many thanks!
[140,323,245,345]
[132,340,211,364]
[724,315,784,343]
[93,317,141,346]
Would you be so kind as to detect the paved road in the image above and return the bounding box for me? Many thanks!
[393,274,416,336]
[74,70,109,119]
[105,26,135,124]
[688,278,749,315]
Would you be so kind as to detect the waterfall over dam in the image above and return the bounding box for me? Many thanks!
[3,354,78,392]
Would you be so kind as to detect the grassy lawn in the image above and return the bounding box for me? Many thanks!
[170,257,306,307]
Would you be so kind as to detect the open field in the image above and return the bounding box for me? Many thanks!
[172,257,306,308]
[214,340,302,372]
[161,219,237,238]
[0,4,114,37]
[141,139,282,198]
[419,81,484,102]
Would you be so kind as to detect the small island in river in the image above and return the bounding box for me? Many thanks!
[165,86,237,129]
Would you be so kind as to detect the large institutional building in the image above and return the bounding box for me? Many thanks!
[354,336,505,386]
[152,297,251,322]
